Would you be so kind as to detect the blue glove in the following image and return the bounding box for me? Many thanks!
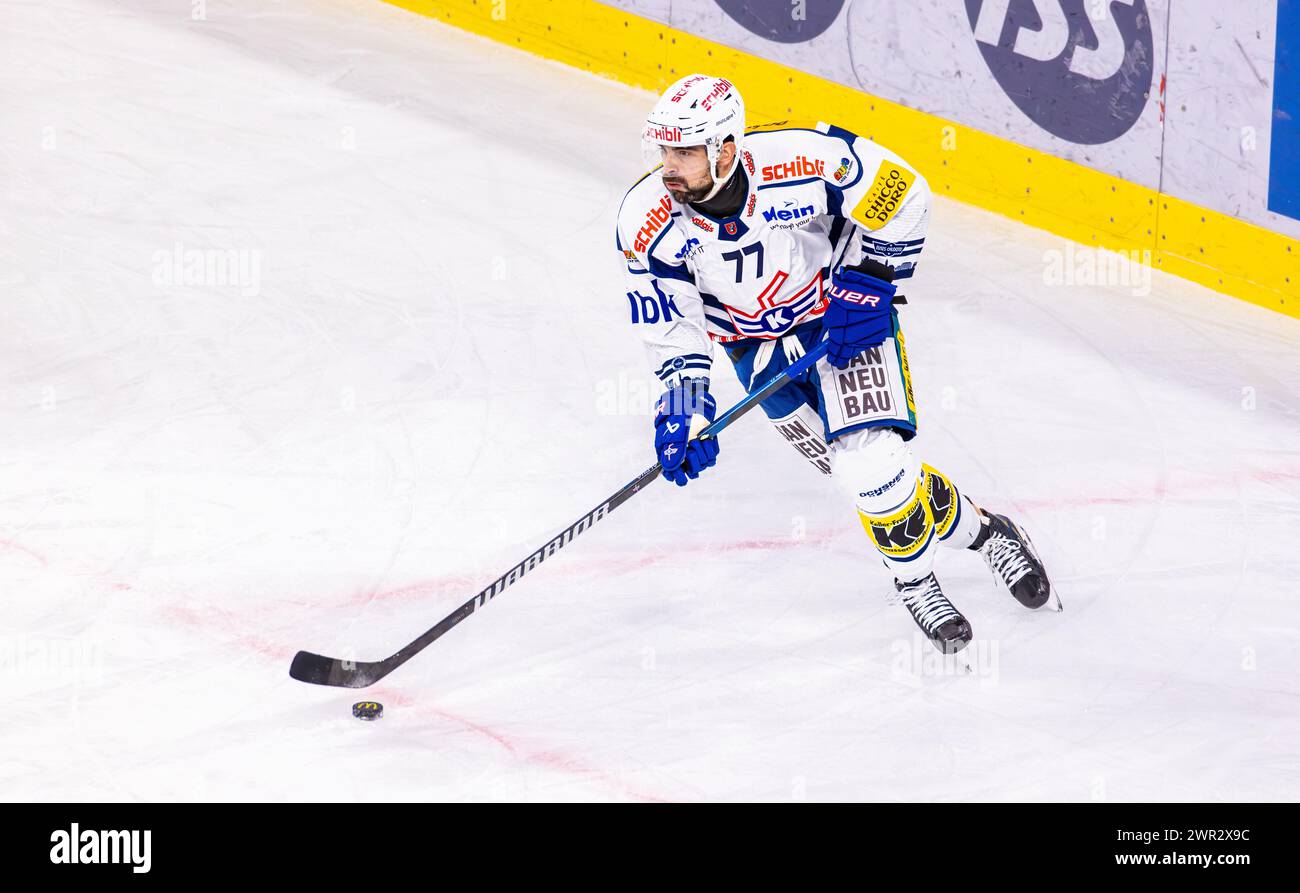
[822,262,898,369]
[654,380,720,486]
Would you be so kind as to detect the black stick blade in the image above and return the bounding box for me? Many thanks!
[286,346,823,690]
[289,650,387,688]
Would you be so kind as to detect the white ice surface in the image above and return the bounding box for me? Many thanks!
[2,0,1299,802]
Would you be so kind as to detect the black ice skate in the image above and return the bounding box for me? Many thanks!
[972,511,1056,610]
[895,573,973,654]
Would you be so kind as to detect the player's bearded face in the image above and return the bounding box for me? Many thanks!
[658,145,714,203]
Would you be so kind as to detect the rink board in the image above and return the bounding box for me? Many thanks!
[381,0,1297,318]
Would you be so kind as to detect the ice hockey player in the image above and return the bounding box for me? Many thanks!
[615,74,1056,653]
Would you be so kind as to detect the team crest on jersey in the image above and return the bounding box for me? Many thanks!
[724,221,738,235]
[833,157,853,182]
[724,272,824,338]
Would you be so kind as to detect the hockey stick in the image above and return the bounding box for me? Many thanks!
[289,340,832,688]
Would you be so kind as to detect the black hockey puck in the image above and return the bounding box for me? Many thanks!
[352,701,383,721]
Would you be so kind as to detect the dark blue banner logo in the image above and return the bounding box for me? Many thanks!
[965,0,1154,144]
[714,0,845,43]
[1269,0,1299,221]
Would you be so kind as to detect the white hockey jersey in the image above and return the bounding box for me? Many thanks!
[615,122,930,387]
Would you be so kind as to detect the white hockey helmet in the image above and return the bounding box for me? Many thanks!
[642,74,745,202]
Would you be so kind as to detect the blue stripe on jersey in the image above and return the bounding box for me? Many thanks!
[823,214,850,281]
[826,179,845,219]
[862,236,925,260]
[756,177,824,191]
[647,222,674,256]
[658,360,712,374]
[700,291,741,336]
[745,125,826,137]
[701,293,738,320]
[647,253,696,284]
[657,362,711,381]
[820,125,867,190]
[643,222,697,284]
[657,353,711,375]
[829,217,847,250]
[863,245,924,259]
[863,236,925,248]
[823,123,859,143]
[824,181,854,278]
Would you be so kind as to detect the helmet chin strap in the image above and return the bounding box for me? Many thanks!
[697,141,739,203]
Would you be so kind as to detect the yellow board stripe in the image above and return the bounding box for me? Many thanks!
[382,0,1298,318]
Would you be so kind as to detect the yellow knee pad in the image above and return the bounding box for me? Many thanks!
[856,464,958,561]
[857,476,934,561]
[922,464,961,540]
